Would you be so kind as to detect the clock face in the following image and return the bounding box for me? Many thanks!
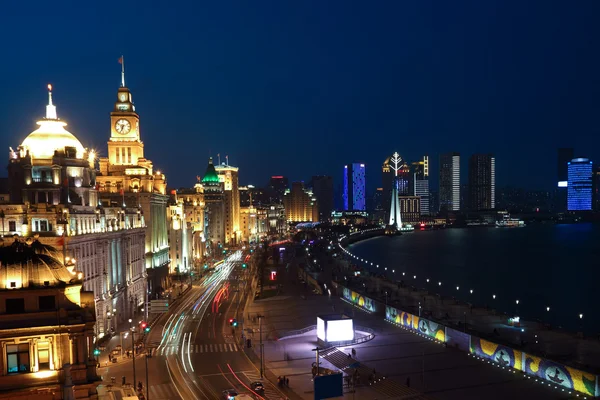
[115,119,131,134]
[119,93,127,102]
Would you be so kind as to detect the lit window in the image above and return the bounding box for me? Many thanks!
[6,344,30,374]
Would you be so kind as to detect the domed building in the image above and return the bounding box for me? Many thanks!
[2,84,147,340]
[8,85,97,208]
[0,239,99,397]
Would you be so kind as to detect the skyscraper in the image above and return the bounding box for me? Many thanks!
[202,157,225,252]
[311,175,334,221]
[343,163,366,211]
[268,176,288,204]
[468,154,496,211]
[567,158,593,211]
[411,155,430,215]
[439,152,460,211]
[215,163,241,244]
[283,182,319,222]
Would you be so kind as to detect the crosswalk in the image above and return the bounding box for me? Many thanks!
[148,382,180,399]
[243,371,285,400]
[159,342,239,356]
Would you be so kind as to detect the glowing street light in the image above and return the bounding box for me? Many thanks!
[470,289,473,294]
[492,294,496,299]
[546,307,550,312]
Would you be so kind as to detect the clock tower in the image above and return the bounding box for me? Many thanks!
[107,66,143,166]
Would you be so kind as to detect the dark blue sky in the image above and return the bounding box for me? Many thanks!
[2,1,599,193]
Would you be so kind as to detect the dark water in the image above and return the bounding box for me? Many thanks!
[349,223,599,334]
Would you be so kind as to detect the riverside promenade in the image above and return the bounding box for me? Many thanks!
[338,233,600,377]
[244,256,567,400]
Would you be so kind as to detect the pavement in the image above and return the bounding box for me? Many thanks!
[244,243,576,400]
[340,255,600,375]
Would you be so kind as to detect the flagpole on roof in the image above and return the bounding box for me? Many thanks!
[120,55,125,87]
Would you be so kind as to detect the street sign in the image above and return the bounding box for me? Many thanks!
[149,300,169,314]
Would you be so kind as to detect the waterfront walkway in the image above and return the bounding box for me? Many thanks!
[244,259,568,400]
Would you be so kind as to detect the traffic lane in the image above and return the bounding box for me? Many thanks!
[200,366,264,400]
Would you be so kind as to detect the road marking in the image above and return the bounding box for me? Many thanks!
[210,344,214,352]
[195,344,199,352]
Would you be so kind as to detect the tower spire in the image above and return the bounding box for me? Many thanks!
[46,84,57,119]
[119,55,125,87]
[388,152,402,230]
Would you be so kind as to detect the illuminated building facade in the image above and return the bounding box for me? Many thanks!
[266,205,287,234]
[215,163,241,244]
[283,182,319,222]
[0,239,98,398]
[96,68,169,295]
[6,86,146,337]
[411,155,430,215]
[178,183,205,265]
[343,163,366,211]
[202,158,225,253]
[468,154,496,211]
[439,152,460,212]
[399,195,421,224]
[567,158,593,211]
[167,192,193,274]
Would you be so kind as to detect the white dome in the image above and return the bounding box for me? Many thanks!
[21,119,85,159]
[20,85,85,159]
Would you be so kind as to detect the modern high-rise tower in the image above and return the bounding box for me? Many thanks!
[468,154,496,211]
[343,163,366,211]
[439,152,460,211]
[411,155,430,215]
[567,158,593,211]
[311,175,334,221]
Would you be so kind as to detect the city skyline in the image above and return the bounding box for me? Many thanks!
[2,2,600,192]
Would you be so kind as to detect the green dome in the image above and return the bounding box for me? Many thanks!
[202,157,220,184]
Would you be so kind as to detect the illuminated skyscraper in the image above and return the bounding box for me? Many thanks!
[468,154,496,210]
[283,182,319,222]
[411,155,430,215]
[439,152,460,211]
[202,157,225,252]
[215,162,241,245]
[567,158,593,211]
[343,163,366,211]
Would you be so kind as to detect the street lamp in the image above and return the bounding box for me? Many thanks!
[129,319,136,389]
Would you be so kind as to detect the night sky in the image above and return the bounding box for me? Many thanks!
[2,1,599,193]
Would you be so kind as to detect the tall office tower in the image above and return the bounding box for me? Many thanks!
[567,158,593,211]
[468,154,496,210]
[202,158,225,252]
[311,175,334,221]
[343,163,366,211]
[167,191,193,274]
[439,152,460,211]
[411,155,430,215]
[557,148,574,211]
[215,162,241,245]
[283,182,319,222]
[268,176,288,204]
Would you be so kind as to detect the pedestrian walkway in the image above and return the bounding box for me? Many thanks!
[158,342,239,356]
[321,347,422,399]
[147,382,180,400]
[243,371,286,399]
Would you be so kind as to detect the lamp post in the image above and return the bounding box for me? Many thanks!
[129,318,136,388]
[312,347,320,378]
[145,348,150,400]
[257,314,264,378]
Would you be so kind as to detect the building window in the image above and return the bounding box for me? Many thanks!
[39,295,56,311]
[6,298,25,314]
[6,343,30,374]
[37,341,50,370]
[8,221,16,232]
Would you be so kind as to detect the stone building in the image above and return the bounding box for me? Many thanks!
[0,239,98,399]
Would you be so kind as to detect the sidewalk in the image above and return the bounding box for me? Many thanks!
[243,259,404,400]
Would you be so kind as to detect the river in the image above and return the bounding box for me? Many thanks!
[348,223,599,334]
